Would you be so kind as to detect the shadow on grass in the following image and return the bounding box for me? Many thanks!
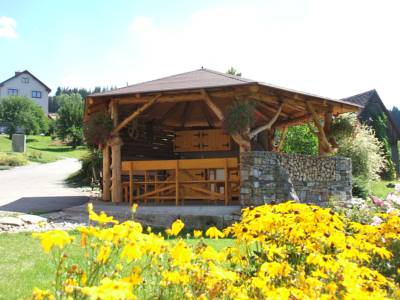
[29,146,76,153]
[26,138,40,143]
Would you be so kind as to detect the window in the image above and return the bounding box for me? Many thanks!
[21,77,29,84]
[7,88,18,96]
[32,91,42,98]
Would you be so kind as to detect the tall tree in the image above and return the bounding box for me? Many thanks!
[56,94,84,148]
[391,106,400,129]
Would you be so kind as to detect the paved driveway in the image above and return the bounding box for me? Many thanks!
[0,158,89,213]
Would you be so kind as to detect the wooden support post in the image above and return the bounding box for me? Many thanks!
[102,145,111,201]
[224,158,229,205]
[306,101,333,154]
[276,127,288,152]
[175,160,179,206]
[129,162,133,205]
[110,136,123,203]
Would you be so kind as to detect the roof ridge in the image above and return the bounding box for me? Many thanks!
[200,68,255,83]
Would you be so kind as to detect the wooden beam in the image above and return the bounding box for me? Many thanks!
[274,114,315,128]
[306,101,332,154]
[111,94,161,135]
[201,89,224,121]
[256,101,289,118]
[102,145,111,201]
[111,99,119,127]
[249,103,283,139]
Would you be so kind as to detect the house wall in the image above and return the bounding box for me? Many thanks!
[240,151,352,207]
[0,73,49,114]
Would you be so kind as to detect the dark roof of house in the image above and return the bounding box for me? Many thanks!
[341,89,377,107]
[0,70,51,92]
[342,89,400,137]
[90,68,356,106]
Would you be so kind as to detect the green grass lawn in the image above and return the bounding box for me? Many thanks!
[0,134,88,164]
[370,180,399,199]
[0,231,233,300]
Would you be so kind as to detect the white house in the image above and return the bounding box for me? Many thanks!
[0,70,51,114]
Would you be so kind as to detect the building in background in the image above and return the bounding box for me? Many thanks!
[343,89,400,177]
[0,70,51,114]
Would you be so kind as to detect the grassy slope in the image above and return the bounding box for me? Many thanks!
[0,232,233,300]
[0,135,87,163]
[370,180,398,199]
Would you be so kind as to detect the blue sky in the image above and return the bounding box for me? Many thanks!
[1,0,399,108]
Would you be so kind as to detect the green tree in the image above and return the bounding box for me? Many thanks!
[0,96,48,138]
[226,67,242,77]
[282,124,318,155]
[56,93,84,148]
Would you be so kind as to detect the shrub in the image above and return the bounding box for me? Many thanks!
[32,202,400,299]
[352,176,370,199]
[282,124,318,155]
[334,114,386,182]
[0,96,48,138]
[66,149,102,187]
[0,152,28,166]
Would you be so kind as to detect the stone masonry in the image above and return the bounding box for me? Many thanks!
[240,151,352,206]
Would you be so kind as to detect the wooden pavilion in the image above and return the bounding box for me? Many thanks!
[84,68,360,205]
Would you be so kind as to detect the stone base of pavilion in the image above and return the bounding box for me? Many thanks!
[50,200,242,230]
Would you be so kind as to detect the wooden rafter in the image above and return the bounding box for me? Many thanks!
[111,94,161,135]
[159,103,180,125]
[200,102,215,127]
[201,89,224,121]
[180,102,191,128]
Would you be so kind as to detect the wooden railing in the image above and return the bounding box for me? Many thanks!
[121,158,239,205]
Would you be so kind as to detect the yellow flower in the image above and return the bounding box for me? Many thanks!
[32,230,74,254]
[171,241,192,265]
[205,226,224,239]
[96,245,112,264]
[81,278,136,300]
[131,203,138,214]
[193,229,203,238]
[166,219,184,236]
[32,287,54,300]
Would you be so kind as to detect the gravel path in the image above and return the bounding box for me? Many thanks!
[0,158,89,214]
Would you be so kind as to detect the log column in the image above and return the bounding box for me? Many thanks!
[110,136,123,203]
[102,144,111,201]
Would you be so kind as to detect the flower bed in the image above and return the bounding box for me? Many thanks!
[32,202,400,299]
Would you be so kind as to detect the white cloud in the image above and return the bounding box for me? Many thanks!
[91,1,400,108]
[0,16,17,39]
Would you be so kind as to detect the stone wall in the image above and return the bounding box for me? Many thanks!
[240,151,352,206]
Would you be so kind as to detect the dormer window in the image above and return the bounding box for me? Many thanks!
[21,77,29,84]
[32,91,42,98]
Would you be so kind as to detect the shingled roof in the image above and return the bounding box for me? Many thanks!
[342,89,400,137]
[90,68,355,106]
[341,89,377,107]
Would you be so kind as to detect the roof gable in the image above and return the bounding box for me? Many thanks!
[0,70,51,92]
[342,89,400,138]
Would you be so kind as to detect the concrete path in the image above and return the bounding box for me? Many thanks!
[0,158,89,213]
